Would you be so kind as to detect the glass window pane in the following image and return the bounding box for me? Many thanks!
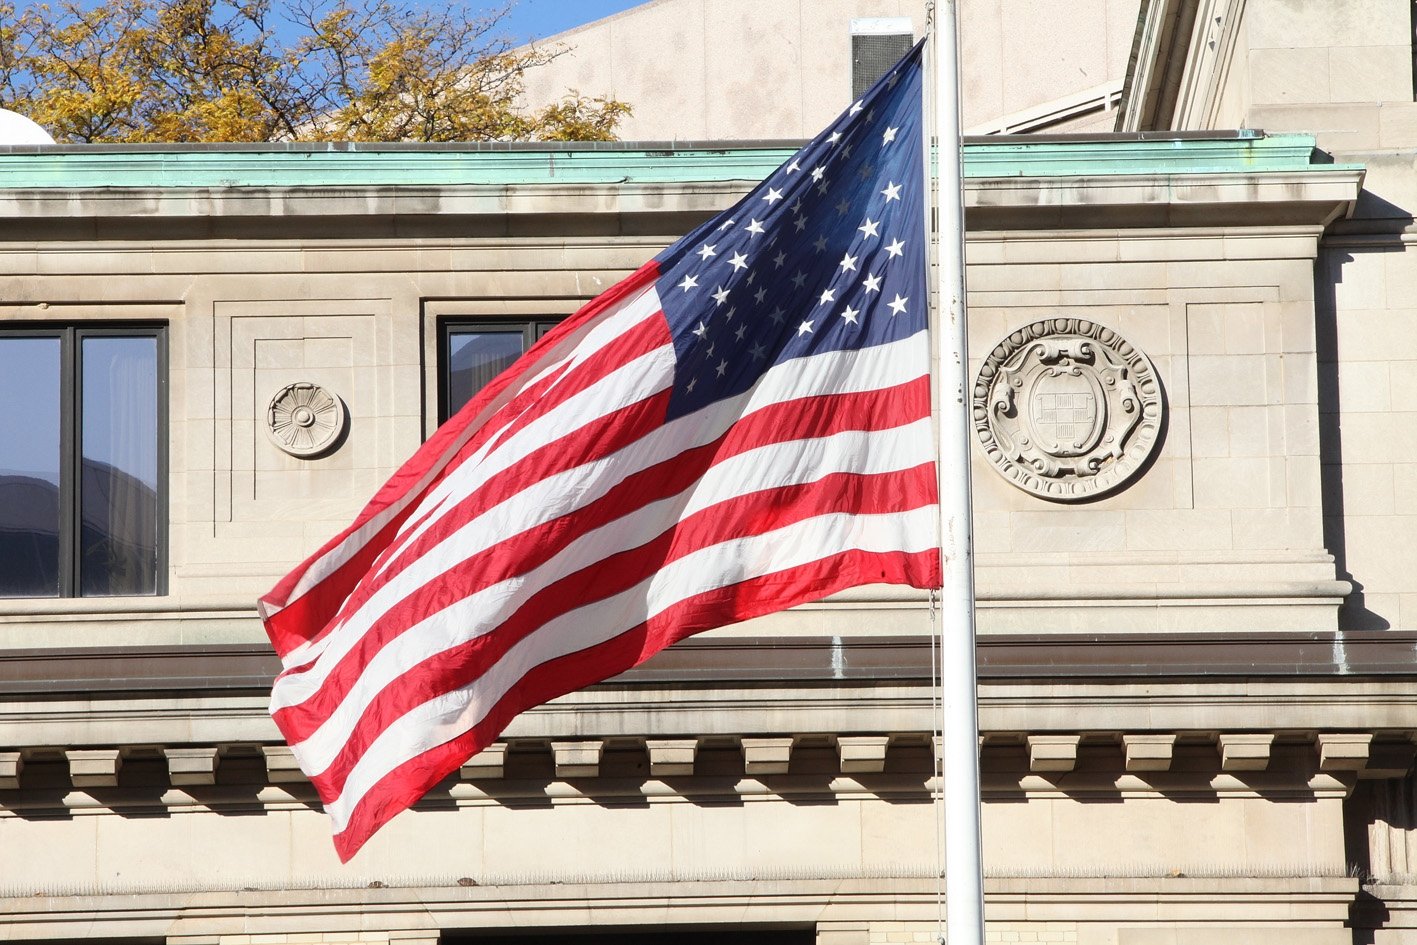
[446,331,524,418]
[0,337,61,597]
[79,335,159,597]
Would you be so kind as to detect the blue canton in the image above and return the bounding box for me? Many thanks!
[655,42,926,420]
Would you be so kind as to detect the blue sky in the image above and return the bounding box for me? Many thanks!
[496,0,648,43]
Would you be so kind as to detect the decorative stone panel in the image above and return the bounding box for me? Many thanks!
[973,317,1163,502]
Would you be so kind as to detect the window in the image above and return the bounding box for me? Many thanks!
[0,326,165,598]
[850,18,914,98]
[439,318,560,423]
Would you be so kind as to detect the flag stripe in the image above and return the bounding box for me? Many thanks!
[279,445,934,772]
[273,374,929,724]
[260,266,662,647]
[272,329,927,689]
[279,319,675,669]
[301,466,935,797]
[328,543,936,859]
[321,505,939,832]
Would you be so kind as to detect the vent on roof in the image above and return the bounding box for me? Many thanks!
[851,18,914,99]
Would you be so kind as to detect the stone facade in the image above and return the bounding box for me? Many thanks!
[1,3,1416,945]
[518,0,1137,139]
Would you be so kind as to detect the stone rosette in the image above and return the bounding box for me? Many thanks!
[265,381,347,458]
[973,318,1163,501]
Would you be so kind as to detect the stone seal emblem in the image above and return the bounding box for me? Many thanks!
[973,318,1162,501]
[266,382,347,458]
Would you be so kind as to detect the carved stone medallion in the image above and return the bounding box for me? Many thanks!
[973,318,1163,501]
[266,382,347,458]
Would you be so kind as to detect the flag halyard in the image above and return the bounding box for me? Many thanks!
[259,42,938,861]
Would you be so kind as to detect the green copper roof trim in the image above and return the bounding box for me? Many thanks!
[0,133,1358,189]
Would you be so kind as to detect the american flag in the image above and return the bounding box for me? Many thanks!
[258,41,939,861]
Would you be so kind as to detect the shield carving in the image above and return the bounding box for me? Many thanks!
[1026,366,1105,457]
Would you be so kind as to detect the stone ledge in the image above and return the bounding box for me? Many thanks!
[0,875,1360,942]
[2,632,1415,697]
[1,731,1408,803]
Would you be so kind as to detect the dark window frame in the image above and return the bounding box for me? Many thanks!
[437,317,561,424]
[0,322,168,598]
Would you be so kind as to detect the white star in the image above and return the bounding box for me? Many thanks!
[827,130,842,145]
[745,218,765,236]
[678,274,699,292]
[715,359,728,377]
[768,306,786,323]
[858,218,880,239]
[841,143,853,159]
[815,177,830,195]
[883,126,898,145]
[885,238,905,258]
[797,320,814,336]
[849,100,864,115]
[786,160,800,174]
[835,198,850,216]
[772,251,787,269]
[718,218,736,231]
[746,270,756,284]
[692,320,709,338]
[888,294,908,316]
[724,306,736,321]
[881,181,902,202]
[686,377,698,393]
[857,162,875,181]
[839,252,858,273]
[790,270,808,289]
[811,166,825,182]
[793,215,807,232]
[728,251,749,271]
[712,285,730,305]
[841,305,860,325]
[696,243,717,261]
[706,341,715,356]
[754,286,767,304]
[735,322,748,341]
[790,198,803,213]
[818,288,836,305]
[763,187,784,205]
[862,272,882,294]
[750,341,768,359]
[813,234,828,253]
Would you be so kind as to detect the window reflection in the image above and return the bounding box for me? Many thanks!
[79,336,159,597]
[446,331,525,418]
[0,337,61,597]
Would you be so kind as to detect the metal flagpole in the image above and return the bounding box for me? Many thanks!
[931,2,986,944]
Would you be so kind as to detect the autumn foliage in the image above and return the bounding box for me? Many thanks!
[0,0,631,142]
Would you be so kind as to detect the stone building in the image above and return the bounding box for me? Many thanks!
[1,1,1415,944]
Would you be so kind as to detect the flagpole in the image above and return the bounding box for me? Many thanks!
[931,3,986,944]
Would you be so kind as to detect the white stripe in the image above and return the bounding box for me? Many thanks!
[388,285,668,553]
[278,335,676,671]
[273,328,928,684]
[267,281,663,617]
[317,503,938,832]
[281,417,934,773]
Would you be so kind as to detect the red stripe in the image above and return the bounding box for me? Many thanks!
[293,383,673,671]
[291,374,933,679]
[272,380,927,722]
[260,261,662,657]
[374,309,672,566]
[327,545,940,861]
[281,464,937,789]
